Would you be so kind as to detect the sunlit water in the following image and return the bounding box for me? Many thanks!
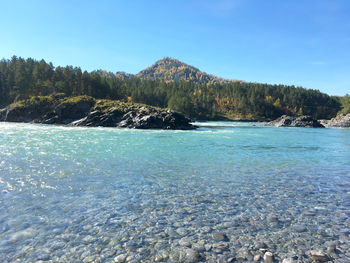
[0,122,349,262]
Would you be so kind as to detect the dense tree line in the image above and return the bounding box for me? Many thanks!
[338,94,350,115]
[0,56,341,120]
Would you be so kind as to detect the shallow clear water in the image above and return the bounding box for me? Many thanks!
[0,122,349,262]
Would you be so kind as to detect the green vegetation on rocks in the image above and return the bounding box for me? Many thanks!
[0,95,195,130]
[339,94,350,115]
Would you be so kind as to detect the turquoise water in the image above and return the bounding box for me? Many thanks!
[0,122,349,262]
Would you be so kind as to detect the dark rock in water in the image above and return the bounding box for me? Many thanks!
[71,108,124,127]
[73,107,195,130]
[0,95,196,130]
[52,97,94,124]
[267,115,324,128]
[319,113,350,128]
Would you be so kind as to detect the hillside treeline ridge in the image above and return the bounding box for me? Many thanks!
[0,56,347,120]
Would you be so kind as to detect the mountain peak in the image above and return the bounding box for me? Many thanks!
[151,57,200,71]
[136,57,233,84]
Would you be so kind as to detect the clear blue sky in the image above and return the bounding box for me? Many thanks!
[1,0,349,95]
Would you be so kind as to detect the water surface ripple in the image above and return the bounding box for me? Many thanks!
[0,122,349,262]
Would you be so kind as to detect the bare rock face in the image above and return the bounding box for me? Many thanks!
[0,96,196,130]
[319,113,350,128]
[0,108,8,121]
[73,107,195,130]
[267,115,324,128]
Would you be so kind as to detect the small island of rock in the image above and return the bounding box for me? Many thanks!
[0,95,196,130]
[267,115,324,128]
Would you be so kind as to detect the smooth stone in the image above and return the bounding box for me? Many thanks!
[237,248,253,261]
[179,237,192,247]
[10,228,36,243]
[302,210,316,216]
[126,255,137,262]
[184,248,200,263]
[327,245,336,254]
[259,248,268,254]
[154,255,163,262]
[176,227,188,236]
[50,241,66,251]
[37,252,51,261]
[334,258,350,263]
[114,254,127,263]
[103,249,116,258]
[254,242,268,249]
[254,254,261,261]
[282,258,296,263]
[306,250,331,262]
[264,252,274,263]
[200,226,211,233]
[205,244,212,251]
[212,242,229,251]
[166,228,179,238]
[293,225,307,233]
[83,256,97,263]
[154,251,169,262]
[212,232,229,242]
[192,243,205,252]
[267,215,279,222]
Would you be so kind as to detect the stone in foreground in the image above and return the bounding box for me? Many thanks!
[264,251,274,263]
[306,250,331,262]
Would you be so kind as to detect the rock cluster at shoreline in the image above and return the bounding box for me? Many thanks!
[0,95,196,130]
[319,113,350,128]
[267,115,325,128]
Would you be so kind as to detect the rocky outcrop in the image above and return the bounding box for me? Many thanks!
[267,115,324,128]
[71,106,194,130]
[0,108,7,121]
[319,113,350,128]
[0,95,196,130]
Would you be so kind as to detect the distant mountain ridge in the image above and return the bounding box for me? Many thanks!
[100,57,241,84]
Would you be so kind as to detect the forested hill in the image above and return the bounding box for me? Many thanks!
[97,57,236,84]
[0,56,343,120]
[136,57,235,84]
